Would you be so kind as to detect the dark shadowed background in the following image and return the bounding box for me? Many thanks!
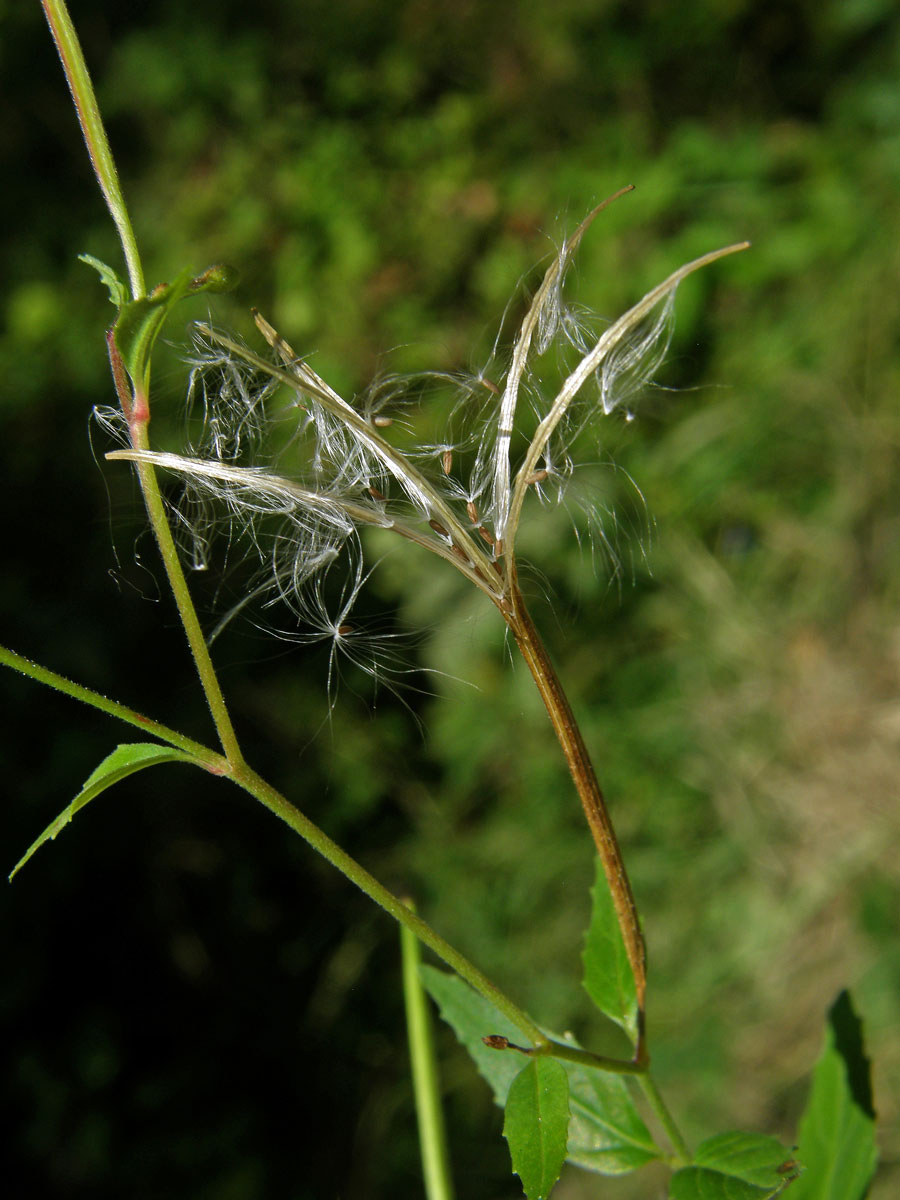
[2,1,899,1197]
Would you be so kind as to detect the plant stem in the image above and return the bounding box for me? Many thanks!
[41,0,145,300]
[0,643,226,766]
[230,761,550,1048]
[401,902,456,1200]
[505,580,648,1053]
[128,424,246,766]
[638,1073,691,1165]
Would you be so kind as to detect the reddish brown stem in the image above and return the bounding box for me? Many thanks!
[505,581,647,1055]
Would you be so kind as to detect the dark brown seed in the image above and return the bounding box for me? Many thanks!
[429,518,450,537]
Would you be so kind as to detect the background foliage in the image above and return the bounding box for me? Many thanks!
[2,1,899,1196]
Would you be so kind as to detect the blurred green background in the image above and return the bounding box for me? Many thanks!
[2,1,899,1197]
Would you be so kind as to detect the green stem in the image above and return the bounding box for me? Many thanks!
[638,1073,690,1165]
[401,903,456,1200]
[229,762,548,1048]
[0,643,224,766]
[41,0,145,300]
[127,422,246,766]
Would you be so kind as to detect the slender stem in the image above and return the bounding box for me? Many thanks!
[401,902,456,1200]
[128,422,246,766]
[638,1073,690,1165]
[0,643,226,766]
[501,1037,646,1076]
[504,579,647,1051]
[229,761,549,1048]
[41,0,145,300]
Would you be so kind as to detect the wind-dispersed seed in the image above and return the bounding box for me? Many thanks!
[525,469,549,486]
[441,449,453,475]
[372,415,393,427]
[429,518,449,537]
[368,486,386,501]
[466,500,479,523]
[478,525,495,547]
[479,376,501,395]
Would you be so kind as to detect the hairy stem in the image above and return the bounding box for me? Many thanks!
[229,762,550,1048]
[0,643,226,766]
[505,580,647,1054]
[41,0,145,300]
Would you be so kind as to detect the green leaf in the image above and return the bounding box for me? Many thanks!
[788,990,877,1200]
[9,743,199,879]
[79,253,128,308]
[503,1058,569,1199]
[582,856,639,1045]
[80,260,239,394]
[670,1132,800,1200]
[421,967,659,1176]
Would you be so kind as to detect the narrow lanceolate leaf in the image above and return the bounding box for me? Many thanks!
[421,968,659,1176]
[669,1132,801,1200]
[9,743,199,879]
[788,990,877,1200]
[503,1059,570,1199]
[582,856,639,1045]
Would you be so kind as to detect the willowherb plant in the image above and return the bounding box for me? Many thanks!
[109,195,748,1034]
[6,4,880,1199]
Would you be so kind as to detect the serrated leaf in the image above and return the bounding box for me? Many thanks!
[670,1132,799,1200]
[79,253,128,309]
[112,263,239,393]
[9,743,199,879]
[582,856,639,1044]
[503,1058,570,1199]
[421,967,659,1177]
[788,990,877,1200]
